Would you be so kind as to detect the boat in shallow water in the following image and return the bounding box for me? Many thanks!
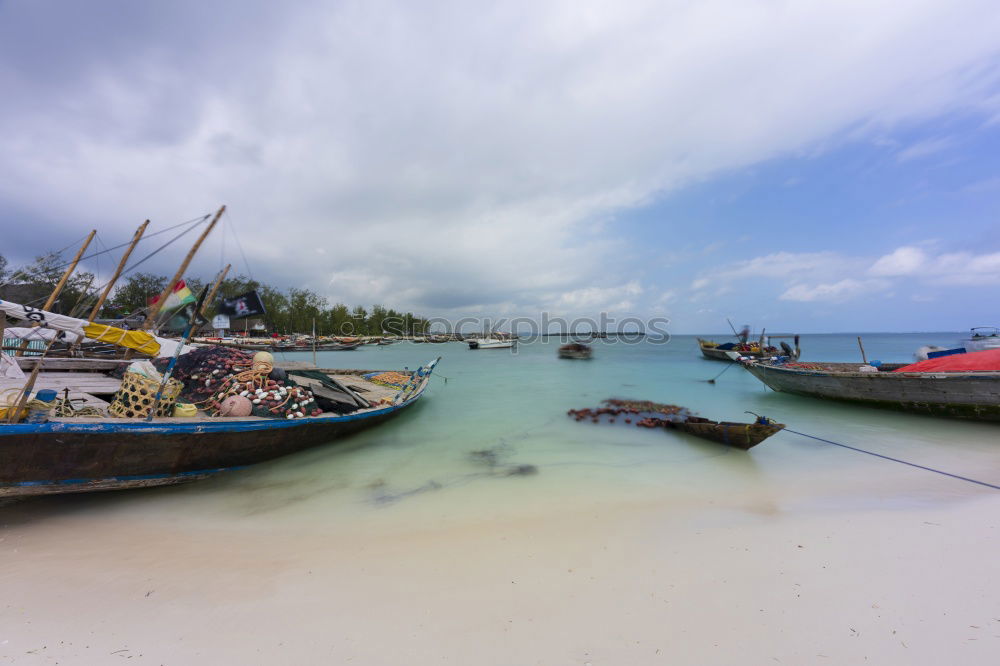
[661,416,784,449]
[0,358,439,496]
[698,334,800,362]
[741,358,1000,421]
[558,342,592,359]
[568,399,784,449]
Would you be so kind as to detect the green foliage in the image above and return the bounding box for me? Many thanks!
[8,252,97,314]
[4,249,430,334]
[103,273,167,317]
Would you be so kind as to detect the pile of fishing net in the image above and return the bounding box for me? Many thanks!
[567,399,693,428]
[136,345,336,419]
[363,371,412,389]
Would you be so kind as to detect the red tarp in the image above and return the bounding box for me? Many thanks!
[894,348,1000,373]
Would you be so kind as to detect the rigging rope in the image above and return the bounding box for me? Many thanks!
[225,211,254,281]
[0,214,211,292]
[785,428,1000,491]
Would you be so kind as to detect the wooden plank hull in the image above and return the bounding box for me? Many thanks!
[743,362,1000,421]
[0,398,423,497]
[666,419,784,450]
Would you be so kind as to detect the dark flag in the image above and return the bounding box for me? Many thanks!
[218,290,267,319]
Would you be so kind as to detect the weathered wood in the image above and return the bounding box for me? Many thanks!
[0,384,431,496]
[15,357,131,371]
[666,418,784,450]
[0,373,123,395]
[145,206,225,330]
[743,361,1000,421]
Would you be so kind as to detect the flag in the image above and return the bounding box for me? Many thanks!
[217,289,266,319]
[149,280,196,313]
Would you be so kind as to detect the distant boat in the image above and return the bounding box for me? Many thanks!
[468,337,514,350]
[698,335,800,362]
[964,327,1000,353]
[314,343,360,351]
[558,342,592,359]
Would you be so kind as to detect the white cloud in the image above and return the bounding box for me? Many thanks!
[1,1,999,315]
[695,245,999,307]
[780,279,889,302]
[869,246,926,276]
[870,246,1000,284]
[552,281,643,313]
[691,251,854,289]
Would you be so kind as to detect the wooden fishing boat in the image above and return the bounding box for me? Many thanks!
[698,336,800,361]
[558,342,592,359]
[0,358,439,497]
[741,359,1000,421]
[568,399,783,449]
[314,342,360,351]
[663,416,784,450]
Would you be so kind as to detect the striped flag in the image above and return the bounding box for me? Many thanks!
[150,280,196,313]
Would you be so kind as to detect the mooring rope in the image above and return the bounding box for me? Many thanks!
[785,428,1000,491]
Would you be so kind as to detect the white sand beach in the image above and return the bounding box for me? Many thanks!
[2,471,997,665]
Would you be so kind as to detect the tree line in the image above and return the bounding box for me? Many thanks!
[0,252,430,336]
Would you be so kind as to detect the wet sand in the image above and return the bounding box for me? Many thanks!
[2,484,997,665]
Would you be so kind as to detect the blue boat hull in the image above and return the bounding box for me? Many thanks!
[0,398,423,497]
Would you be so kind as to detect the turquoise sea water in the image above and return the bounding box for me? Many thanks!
[8,332,996,531]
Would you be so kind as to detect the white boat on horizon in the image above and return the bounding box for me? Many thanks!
[964,327,1000,353]
[468,337,515,350]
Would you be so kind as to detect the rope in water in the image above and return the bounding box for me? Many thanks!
[785,428,1000,491]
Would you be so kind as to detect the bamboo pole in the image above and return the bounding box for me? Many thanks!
[15,230,96,357]
[200,263,231,319]
[857,336,868,364]
[87,220,149,323]
[144,206,225,330]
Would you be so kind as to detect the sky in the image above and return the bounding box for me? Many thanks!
[1,0,998,333]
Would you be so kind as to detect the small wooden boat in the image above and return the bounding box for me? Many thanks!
[662,415,784,450]
[314,343,360,351]
[698,336,800,362]
[567,399,783,449]
[558,342,592,359]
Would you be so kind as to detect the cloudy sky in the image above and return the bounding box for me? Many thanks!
[1,0,999,333]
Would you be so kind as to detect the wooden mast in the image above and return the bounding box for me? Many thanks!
[200,263,231,319]
[87,220,149,323]
[15,230,96,357]
[144,206,225,330]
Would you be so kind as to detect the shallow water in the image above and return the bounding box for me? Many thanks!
[6,332,996,531]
